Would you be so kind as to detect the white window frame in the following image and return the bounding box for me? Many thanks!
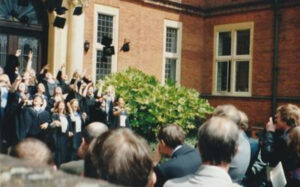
[93,4,119,82]
[213,22,254,96]
[162,20,182,84]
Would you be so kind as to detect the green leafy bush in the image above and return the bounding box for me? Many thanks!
[102,68,213,138]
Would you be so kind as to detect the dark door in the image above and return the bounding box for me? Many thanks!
[0,0,48,72]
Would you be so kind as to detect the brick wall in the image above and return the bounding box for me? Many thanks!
[277,7,300,97]
[83,0,203,88]
[83,1,300,129]
[202,6,300,128]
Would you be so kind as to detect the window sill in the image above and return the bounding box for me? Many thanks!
[211,92,251,97]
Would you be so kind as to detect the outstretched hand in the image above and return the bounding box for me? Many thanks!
[28,50,33,60]
[266,117,276,132]
[15,49,21,57]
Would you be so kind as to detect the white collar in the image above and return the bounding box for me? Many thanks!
[171,145,183,157]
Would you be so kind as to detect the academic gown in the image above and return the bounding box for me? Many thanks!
[4,92,23,146]
[51,113,73,166]
[70,112,85,160]
[17,107,51,142]
[81,96,96,123]
[89,102,107,124]
[56,70,69,94]
[112,107,130,129]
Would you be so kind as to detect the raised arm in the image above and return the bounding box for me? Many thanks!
[56,64,65,81]
[96,79,103,98]
[25,50,33,73]
[67,102,75,120]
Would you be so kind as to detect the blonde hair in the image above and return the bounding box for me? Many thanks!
[277,104,300,127]
[53,101,66,114]
[239,111,249,131]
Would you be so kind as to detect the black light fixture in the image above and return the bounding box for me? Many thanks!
[84,40,90,52]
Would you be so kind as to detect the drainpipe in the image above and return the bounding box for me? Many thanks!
[271,0,280,116]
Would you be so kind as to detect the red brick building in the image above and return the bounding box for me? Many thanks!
[1,0,300,130]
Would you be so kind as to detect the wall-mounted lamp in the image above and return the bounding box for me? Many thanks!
[84,40,90,52]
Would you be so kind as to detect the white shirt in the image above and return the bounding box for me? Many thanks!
[59,115,69,133]
[71,112,82,133]
[0,87,9,108]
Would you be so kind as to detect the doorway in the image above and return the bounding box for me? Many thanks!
[0,0,48,72]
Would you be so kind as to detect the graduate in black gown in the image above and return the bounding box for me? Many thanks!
[46,86,65,112]
[89,97,107,124]
[67,99,87,160]
[81,83,97,124]
[50,101,73,166]
[5,80,30,146]
[112,97,130,129]
[56,64,69,95]
[19,95,51,143]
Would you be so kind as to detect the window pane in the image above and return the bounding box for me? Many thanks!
[235,61,249,92]
[217,61,231,92]
[165,58,177,82]
[166,27,177,53]
[97,14,113,43]
[96,50,112,80]
[0,34,7,68]
[218,32,231,56]
[0,0,41,24]
[236,30,250,55]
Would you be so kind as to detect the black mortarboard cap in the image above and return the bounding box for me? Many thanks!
[120,42,130,52]
[53,16,66,28]
[101,56,107,62]
[18,0,29,6]
[103,46,115,56]
[73,6,82,15]
[101,36,112,46]
[55,7,68,15]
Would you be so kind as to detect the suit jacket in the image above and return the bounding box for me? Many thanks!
[164,165,241,187]
[229,131,251,183]
[154,145,201,187]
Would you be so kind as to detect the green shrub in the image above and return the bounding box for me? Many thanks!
[102,68,213,138]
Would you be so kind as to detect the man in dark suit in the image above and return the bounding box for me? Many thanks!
[154,124,201,187]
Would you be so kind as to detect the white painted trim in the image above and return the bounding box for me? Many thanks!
[93,4,119,82]
[162,19,182,84]
[212,22,254,96]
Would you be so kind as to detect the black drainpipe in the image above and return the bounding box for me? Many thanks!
[272,0,280,116]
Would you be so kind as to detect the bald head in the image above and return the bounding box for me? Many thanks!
[213,104,241,128]
[198,117,239,165]
[11,138,53,165]
[83,122,109,144]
